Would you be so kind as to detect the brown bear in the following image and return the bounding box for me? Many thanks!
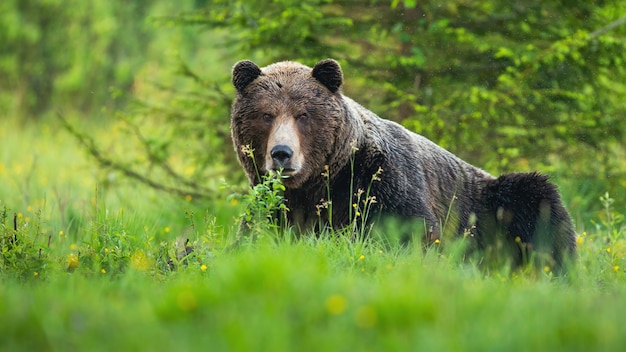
[230,58,577,270]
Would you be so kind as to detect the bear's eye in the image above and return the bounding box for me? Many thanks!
[296,113,308,121]
[262,113,274,122]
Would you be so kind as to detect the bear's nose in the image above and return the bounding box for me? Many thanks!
[270,145,293,168]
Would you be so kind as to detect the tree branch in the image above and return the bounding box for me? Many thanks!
[57,113,214,200]
[589,16,626,39]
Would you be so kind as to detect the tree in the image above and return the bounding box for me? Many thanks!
[64,0,626,218]
[0,0,155,118]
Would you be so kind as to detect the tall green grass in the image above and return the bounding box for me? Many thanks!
[1,119,626,351]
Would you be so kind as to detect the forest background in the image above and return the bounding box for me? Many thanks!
[2,0,625,223]
[1,1,626,350]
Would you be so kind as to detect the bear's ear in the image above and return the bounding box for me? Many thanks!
[312,59,343,93]
[232,60,262,92]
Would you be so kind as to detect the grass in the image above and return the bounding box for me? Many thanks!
[1,118,626,351]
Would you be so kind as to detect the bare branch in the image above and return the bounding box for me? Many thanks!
[589,16,626,39]
[57,113,214,200]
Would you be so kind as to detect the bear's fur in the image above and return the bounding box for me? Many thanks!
[230,58,577,269]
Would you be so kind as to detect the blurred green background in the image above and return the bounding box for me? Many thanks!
[1,0,625,228]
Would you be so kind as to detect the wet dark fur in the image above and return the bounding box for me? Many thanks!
[231,59,577,270]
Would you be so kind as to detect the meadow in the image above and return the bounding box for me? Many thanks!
[1,116,626,351]
[2,2,626,349]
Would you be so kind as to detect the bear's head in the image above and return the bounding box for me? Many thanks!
[231,59,353,189]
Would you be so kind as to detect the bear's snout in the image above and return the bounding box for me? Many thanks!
[264,117,303,180]
[270,144,294,169]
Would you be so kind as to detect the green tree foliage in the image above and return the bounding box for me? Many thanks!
[52,1,626,217]
[0,0,154,117]
[212,1,625,172]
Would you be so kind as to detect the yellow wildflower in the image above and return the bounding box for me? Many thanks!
[325,294,347,315]
[130,250,153,271]
[67,254,79,269]
[201,264,208,271]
